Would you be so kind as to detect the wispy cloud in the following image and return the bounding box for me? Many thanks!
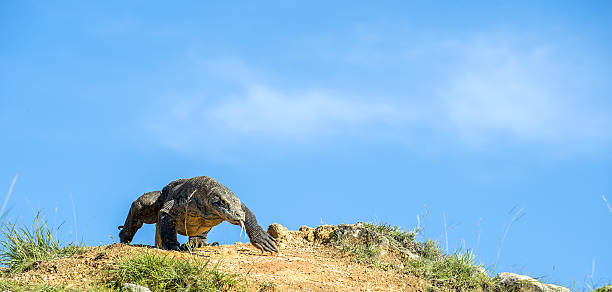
[440,41,611,147]
[211,86,409,138]
[142,34,611,156]
[146,83,415,152]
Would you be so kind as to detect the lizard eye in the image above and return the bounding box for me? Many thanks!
[214,198,229,208]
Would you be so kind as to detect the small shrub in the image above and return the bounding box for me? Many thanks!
[0,214,83,273]
[339,237,382,267]
[109,251,243,291]
[415,239,442,261]
[404,250,494,291]
[428,251,494,290]
[595,285,612,292]
[362,222,416,244]
[0,279,104,292]
[258,280,277,291]
[337,222,496,291]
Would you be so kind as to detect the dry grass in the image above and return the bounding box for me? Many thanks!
[0,214,84,273]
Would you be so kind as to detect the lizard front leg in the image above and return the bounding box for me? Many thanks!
[242,203,278,253]
[158,212,180,251]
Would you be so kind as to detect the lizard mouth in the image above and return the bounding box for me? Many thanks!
[226,212,246,226]
[229,218,243,225]
[239,220,246,238]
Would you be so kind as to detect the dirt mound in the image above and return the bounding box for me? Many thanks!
[0,222,574,291]
[0,232,426,291]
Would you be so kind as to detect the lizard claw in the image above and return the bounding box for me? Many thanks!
[250,230,278,253]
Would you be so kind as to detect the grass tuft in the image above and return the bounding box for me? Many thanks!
[406,250,495,291]
[416,239,443,261]
[0,214,83,273]
[336,222,496,291]
[257,280,277,291]
[0,278,112,292]
[108,251,243,292]
[595,285,612,292]
[339,237,383,267]
[362,222,416,244]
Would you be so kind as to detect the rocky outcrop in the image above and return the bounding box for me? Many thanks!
[266,223,289,240]
[268,222,371,245]
[299,225,315,242]
[595,285,612,292]
[495,272,570,292]
[122,283,152,292]
[314,225,337,243]
[267,223,323,247]
[268,223,572,292]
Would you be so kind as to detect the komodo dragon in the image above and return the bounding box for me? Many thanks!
[118,176,277,253]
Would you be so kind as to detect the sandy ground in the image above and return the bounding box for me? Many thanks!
[2,242,427,291]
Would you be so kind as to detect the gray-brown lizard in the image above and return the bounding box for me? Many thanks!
[118,176,277,253]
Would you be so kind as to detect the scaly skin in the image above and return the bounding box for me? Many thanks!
[118,176,277,253]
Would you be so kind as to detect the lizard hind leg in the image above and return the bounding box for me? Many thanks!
[119,191,163,244]
[119,201,145,243]
[155,223,162,248]
[185,231,218,249]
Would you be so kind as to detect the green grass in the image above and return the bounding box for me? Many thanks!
[108,251,244,292]
[336,222,496,291]
[0,215,244,291]
[339,237,383,267]
[362,222,416,244]
[595,285,612,292]
[405,250,495,291]
[415,239,443,261]
[257,280,277,291]
[0,214,84,273]
[0,278,112,292]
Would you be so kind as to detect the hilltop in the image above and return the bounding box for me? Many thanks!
[0,222,591,291]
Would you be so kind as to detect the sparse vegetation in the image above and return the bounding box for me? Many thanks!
[416,239,443,261]
[405,250,495,291]
[257,280,277,291]
[595,285,612,292]
[0,278,111,292]
[336,222,496,291]
[362,222,416,244]
[0,218,585,291]
[108,251,244,292]
[0,214,84,273]
[339,236,384,267]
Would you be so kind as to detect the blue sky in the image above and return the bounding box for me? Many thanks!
[1,1,611,288]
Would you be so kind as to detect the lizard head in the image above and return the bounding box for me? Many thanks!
[207,186,245,225]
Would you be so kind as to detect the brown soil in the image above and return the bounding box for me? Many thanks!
[1,241,427,291]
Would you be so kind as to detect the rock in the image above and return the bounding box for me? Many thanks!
[314,224,337,243]
[496,272,570,292]
[298,226,315,242]
[336,223,365,240]
[267,223,289,240]
[595,285,612,292]
[378,235,390,248]
[476,266,488,276]
[545,284,571,292]
[405,250,420,260]
[122,283,152,292]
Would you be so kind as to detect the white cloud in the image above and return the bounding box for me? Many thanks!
[147,83,415,152]
[440,41,610,146]
[210,86,410,137]
[143,36,611,155]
